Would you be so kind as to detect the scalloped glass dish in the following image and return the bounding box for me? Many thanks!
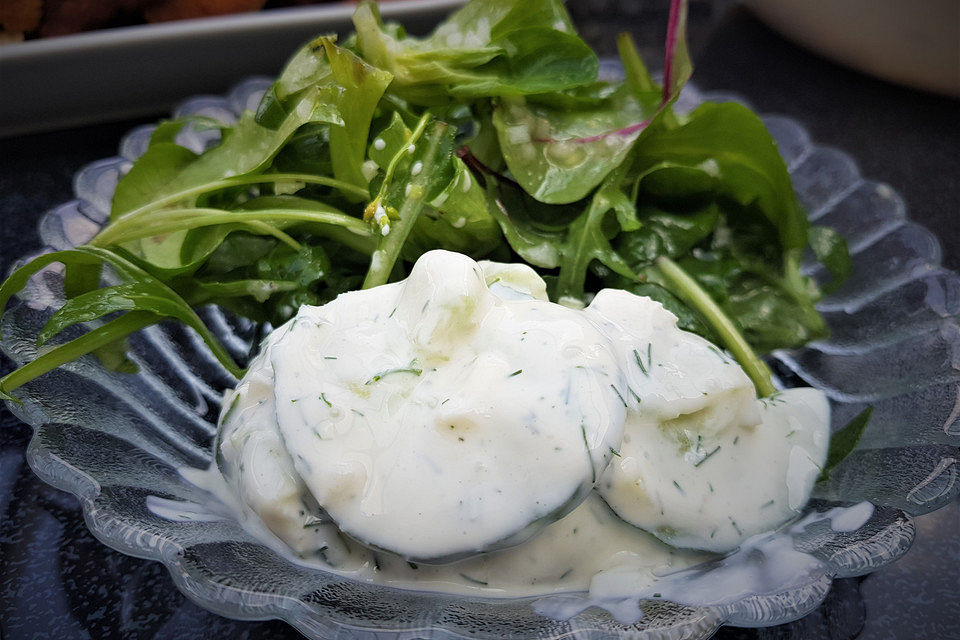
[2,77,958,640]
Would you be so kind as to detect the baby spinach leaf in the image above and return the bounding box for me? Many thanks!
[352,0,596,105]
[492,87,650,204]
[633,101,808,250]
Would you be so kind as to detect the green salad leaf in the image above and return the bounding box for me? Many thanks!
[352,0,596,105]
[0,0,852,405]
[819,407,873,482]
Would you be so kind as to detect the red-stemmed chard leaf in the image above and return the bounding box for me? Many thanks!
[490,0,691,204]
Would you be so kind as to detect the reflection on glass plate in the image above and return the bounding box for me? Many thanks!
[2,77,958,639]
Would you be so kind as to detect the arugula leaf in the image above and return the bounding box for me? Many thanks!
[110,143,198,219]
[614,207,827,354]
[553,163,639,301]
[0,247,243,397]
[363,119,457,288]
[0,312,158,400]
[809,225,852,294]
[149,115,224,146]
[107,87,346,276]
[113,92,343,220]
[272,124,333,177]
[404,158,502,260]
[819,407,872,482]
[616,203,720,264]
[318,36,394,190]
[653,255,777,397]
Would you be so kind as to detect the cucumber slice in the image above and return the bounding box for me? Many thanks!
[269,251,626,562]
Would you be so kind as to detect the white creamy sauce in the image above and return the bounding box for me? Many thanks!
[199,250,834,600]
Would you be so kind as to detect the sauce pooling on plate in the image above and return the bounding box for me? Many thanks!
[213,250,829,594]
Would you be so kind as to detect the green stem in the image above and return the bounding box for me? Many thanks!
[90,208,374,253]
[373,112,432,207]
[362,121,449,289]
[236,221,302,250]
[0,311,157,395]
[111,172,369,224]
[654,256,776,397]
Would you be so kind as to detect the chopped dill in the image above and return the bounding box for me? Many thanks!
[694,445,721,468]
[609,446,621,457]
[365,360,423,385]
[610,385,627,407]
[672,480,685,495]
[580,422,595,483]
[729,517,743,536]
[633,348,649,377]
[761,499,775,509]
[320,392,332,407]
[509,369,523,377]
[459,572,488,586]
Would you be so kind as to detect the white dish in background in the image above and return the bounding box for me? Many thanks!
[0,0,465,138]
[744,0,960,98]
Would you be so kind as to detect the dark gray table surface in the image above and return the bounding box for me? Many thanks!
[2,5,959,640]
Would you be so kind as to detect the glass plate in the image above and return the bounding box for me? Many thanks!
[2,77,958,639]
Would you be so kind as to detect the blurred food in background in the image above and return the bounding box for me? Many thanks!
[0,0,376,41]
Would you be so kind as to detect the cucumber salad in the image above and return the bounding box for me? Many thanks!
[0,0,870,600]
[209,249,832,595]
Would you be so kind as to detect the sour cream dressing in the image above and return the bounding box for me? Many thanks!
[209,249,831,598]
